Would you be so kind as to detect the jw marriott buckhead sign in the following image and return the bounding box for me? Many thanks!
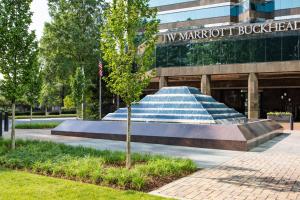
[162,20,300,43]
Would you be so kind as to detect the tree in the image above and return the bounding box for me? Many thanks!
[40,0,105,119]
[24,50,42,121]
[101,0,158,168]
[63,95,75,109]
[0,95,10,111]
[39,82,61,116]
[71,67,86,118]
[0,0,37,149]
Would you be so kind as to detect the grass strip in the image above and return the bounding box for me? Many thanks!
[14,114,77,119]
[15,122,61,129]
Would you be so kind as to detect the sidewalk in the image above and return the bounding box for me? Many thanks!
[150,131,300,200]
[280,122,300,131]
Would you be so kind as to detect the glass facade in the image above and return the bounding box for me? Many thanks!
[253,1,274,13]
[152,0,300,25]
[158,5,238,24]
[155,31,300,67]
[274,0,300,10]
[149,0,195,7]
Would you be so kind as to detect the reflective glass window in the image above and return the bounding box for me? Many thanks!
[235,39,250,63]
[266,36,282,62]
[281,34,299,61]
[149,0,195,7]
[155,32,300,67]
[166,45,181,67]
[274,0,300,10]
[254,1,275,13]
[158,6,236,24]
[156,46,168,67]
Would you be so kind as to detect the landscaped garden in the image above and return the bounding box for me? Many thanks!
[0,168,167,200]
[0,139,197,192]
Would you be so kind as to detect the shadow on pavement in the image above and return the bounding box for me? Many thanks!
[250,133,290,152]
[215,174,300,192]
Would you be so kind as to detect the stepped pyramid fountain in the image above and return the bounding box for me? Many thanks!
[53,86,282,151]
[103,86,247,124]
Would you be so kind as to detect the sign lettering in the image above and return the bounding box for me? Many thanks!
[161,21,300,43]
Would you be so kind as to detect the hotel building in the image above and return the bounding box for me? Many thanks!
[148,0,300,120]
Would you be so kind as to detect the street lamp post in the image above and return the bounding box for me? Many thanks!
[281,92,294,130]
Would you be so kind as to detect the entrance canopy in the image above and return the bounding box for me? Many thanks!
[103,86,246,124]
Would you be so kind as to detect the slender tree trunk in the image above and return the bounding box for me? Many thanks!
[82,91,86,120]
[116,95,120,109]
[126,105,132,169]
[45,107,48,117]
[11,103,16,150]
[76,105,80,119]
[81,102,84,119]
[30,105,33,122]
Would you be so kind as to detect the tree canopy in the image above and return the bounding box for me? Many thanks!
[0,0,38,149]
[40,0,106,119]
[0,0,37,103]
[101,0,158,168]
[101,0,158,106]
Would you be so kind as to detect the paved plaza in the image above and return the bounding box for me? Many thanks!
[151,131,300,200]
[3,129,242,168]
[3,128,300,199]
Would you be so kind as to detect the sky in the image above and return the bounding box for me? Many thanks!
[30,0,51,40]
[0,0,49,79]
[30,0,111,40]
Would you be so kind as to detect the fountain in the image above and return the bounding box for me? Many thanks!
[52,86,282,151]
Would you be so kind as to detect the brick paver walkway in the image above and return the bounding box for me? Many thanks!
[151,132,300,200]
[280,122,300,131]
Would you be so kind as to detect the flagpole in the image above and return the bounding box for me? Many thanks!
[98,60,103,120]
[99,76,102,120]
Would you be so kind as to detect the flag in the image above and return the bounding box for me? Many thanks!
[98,61,103,77]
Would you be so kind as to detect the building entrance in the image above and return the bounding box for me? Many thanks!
[212,88,300,121]
[261,89,300,121]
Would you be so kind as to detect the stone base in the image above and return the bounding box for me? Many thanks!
[51,120,283,151]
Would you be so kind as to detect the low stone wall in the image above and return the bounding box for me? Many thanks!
[52,120,283,151]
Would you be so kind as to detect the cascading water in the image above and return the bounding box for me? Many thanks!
[103,86,247,124]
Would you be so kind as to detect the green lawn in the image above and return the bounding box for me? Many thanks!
[0,168,168,200]
[15,122,61,129]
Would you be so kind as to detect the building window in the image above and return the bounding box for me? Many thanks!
[157,5,237,24]
[155,32,300,68]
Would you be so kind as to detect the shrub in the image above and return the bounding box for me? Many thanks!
[32,111,46,116]
[63,95,75,109]
[61,108,76,114]
[267,112,292,116]
[48,111,60,115]
[0,139,197,191]
[15,122,61,129]
[14,114,77,119]
[13,111,45,116]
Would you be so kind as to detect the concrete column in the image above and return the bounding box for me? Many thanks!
[248,73,259,119]
[201,75,211,95]
[159,76,167,89]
